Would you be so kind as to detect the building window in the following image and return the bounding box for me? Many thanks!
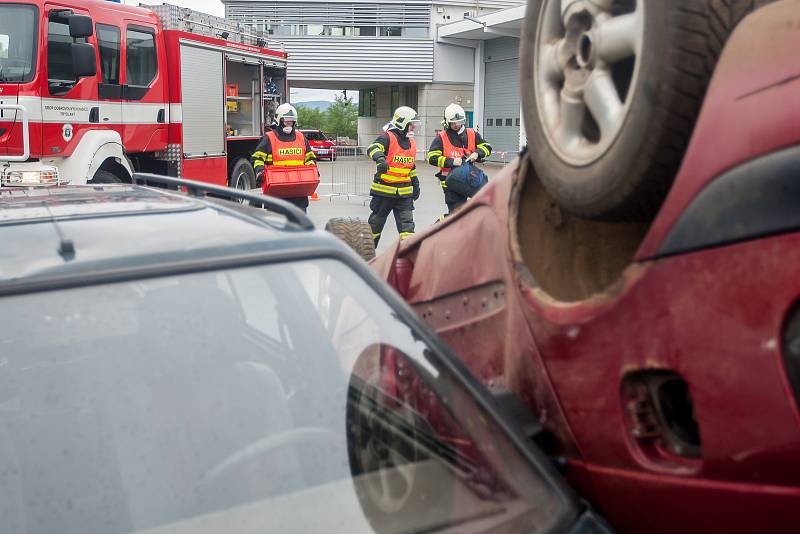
[126,26,157,87]
[356,26,377,36]
[506,118,513,126]
[307,24,323,36]
[402,27,428,38]
[405,86,418,111]
[96,24,120,85]
[390,86,400,111]
[516,118,521,126]
[486,118,493,126]
[359,89,376,117]
[380,27,402,37]
[496,118,503,126]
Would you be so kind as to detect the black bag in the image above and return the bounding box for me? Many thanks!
[445,162,489,197]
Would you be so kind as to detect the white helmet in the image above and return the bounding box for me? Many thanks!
[443,103,467,133]
[275,103,298,132]
[390,106,420,132]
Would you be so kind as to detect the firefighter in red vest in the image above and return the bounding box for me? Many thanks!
[367,106,421,247]
[427,103,492,213]
[251,103,317,212]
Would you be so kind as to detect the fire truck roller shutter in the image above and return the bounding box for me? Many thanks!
[180,44,225,158]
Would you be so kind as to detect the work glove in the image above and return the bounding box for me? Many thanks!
[255,167,264,186]
[376,158,389,174]
[466,152,479,163]
[412,182,420,201]
[452,157,463,167]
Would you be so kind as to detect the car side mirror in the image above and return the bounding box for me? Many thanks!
[71,43,96,78]
[68,14,93,38]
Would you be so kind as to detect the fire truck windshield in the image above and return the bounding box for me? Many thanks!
[0,4,38,83]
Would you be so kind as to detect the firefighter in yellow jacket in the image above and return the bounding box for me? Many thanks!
[367,106,421,247]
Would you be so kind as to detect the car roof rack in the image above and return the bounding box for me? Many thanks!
[132,173,314,230]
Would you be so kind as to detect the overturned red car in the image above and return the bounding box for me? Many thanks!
[372,1,800,532]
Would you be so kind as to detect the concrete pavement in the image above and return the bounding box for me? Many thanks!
[307,159,506,255]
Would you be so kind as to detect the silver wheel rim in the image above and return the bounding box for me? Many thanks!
[353,366,417,514]
[233,170,249,204]
[534,0,644,166]
[359,409,417,514]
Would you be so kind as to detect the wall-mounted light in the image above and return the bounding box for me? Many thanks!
[219,31,230,39]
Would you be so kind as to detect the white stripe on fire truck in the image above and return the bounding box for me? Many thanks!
[15,97,181,124]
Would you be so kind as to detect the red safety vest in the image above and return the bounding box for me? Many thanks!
[267,130,308,166]
[438,128,476,178]
[371,132,416,197]
[382,133,416,184]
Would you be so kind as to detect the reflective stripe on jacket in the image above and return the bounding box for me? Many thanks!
[371,132,417,197]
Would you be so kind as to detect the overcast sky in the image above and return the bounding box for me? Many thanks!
[128,1,354,103]
[291,88,359,104]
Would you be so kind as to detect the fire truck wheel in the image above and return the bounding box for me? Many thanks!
[88,170,122,184]
[229,158,255,201]
[521,0,772,220]
[325,217,376,261]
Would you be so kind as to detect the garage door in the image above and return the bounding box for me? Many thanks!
[483,58,520,162]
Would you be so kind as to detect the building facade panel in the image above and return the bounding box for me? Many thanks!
[278,38,434,83]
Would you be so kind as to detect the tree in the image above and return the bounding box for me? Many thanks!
[296,105,325,131]
[324,94,357,140]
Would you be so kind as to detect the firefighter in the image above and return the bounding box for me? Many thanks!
[427,103,492,213]
[251,103,317,212]
[367,106,421,247]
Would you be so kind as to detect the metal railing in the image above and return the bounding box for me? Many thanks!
[318,145,511,201]
[486,151,515,166]
[0,104,30,162]
[322,145,374,200]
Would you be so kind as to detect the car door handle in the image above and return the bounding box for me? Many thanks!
[89,107,100,123]
[157,109,165,123]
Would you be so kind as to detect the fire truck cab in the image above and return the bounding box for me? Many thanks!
[0,0,288,189]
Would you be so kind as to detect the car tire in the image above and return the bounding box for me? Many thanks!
[521,0,772,220]
[229,158,255,204]
[88,170,122,184]
[325,217,376,261]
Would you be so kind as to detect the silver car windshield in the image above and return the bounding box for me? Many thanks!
[0,259,565,533]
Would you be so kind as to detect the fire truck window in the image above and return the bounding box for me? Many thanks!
[97,24,120,85]
[126,27,156,87]
[47,19,78,84]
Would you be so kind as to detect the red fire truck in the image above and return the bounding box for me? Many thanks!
[0,0,288,190]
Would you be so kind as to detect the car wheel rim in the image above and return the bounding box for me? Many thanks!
[358,402,417,514]
[534,0,644,166]
[233,171,249,204]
